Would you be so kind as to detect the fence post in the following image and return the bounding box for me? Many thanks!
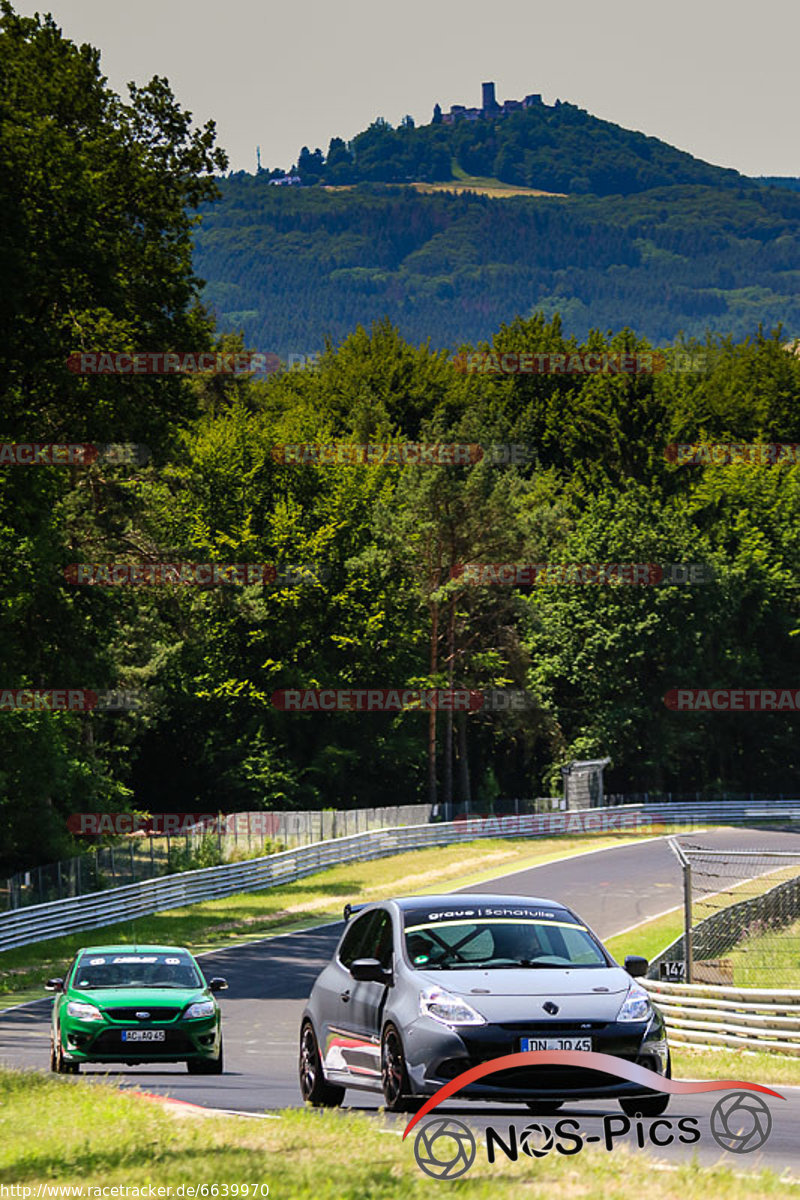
[682,860,693,984]
[130,842,135,883]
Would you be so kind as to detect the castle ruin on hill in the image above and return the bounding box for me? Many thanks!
[435,81,545,125]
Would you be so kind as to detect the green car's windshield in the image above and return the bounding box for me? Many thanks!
[73,952,204,990]
[404,918,608,970]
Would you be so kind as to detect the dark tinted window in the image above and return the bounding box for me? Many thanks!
[338,911,380,968]
[73,952,203,989]
[368,910,394,968]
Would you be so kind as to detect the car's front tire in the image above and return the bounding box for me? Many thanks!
[51,1028,79,1074]
[380,1025,421,1113]
[299,1021,345,1107]
[619,1052,671,1117]
[187,1039,224,1074]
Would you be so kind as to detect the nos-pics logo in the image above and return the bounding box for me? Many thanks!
[403,1051,782,1180]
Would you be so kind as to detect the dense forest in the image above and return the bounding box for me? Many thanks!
[194,179,800,353]
[2,5,800,875]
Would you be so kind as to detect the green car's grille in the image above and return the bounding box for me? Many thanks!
[104,1007,182,1022]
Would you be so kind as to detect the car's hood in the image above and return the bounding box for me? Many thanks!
[416,966,634,1022]
[67,987,207,1010]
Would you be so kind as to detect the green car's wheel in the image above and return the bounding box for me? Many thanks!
[299,1021,345,1107]
[187,1039,224,1074]
[52,1027,79,1074]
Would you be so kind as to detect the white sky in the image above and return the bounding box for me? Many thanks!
[17,0,800,177]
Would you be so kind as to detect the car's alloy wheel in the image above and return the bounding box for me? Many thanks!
[525,1100,564,1114]
[298,1022,345,1107]
[380,1026,420,1113]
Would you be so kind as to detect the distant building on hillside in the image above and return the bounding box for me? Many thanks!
[439,82,545,124]
[268,174,302,186]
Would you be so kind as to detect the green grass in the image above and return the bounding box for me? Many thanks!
[0,1068,797,1194]
[0,830,667,1004]
[670,1045,800,1087]
[605,909,684,964]
[724,916,800,988]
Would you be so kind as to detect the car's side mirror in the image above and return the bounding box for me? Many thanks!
[624,955,649,978]
[350,958,392,985]
[45,978,64,992]
[208,977,228,992]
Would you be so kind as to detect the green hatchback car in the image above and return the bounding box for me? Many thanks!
[46,944,227,1074]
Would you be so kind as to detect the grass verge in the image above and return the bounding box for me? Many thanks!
[0,830,670,1005]
[0,1068,797,1194]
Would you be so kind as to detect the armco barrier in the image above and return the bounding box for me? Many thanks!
[0,807,650,953]
[0,799,797,953]
[643,978,800,1055]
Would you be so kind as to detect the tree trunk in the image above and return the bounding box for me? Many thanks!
[428,599,438,806]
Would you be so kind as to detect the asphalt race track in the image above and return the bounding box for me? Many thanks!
[3,828,800,1174]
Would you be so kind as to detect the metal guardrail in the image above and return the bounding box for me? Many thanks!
[0,806,650,952]
[643,979,800,1056]
[0,799,797,954]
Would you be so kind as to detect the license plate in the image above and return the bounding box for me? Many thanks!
[521,1037,592,1052]
[121,1030,165,1042]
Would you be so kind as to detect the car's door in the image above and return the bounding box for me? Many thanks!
[316,909,382,1082]
[346,907,395,1081]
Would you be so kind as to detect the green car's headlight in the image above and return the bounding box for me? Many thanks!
[66,999,104,1023]
[184,1000,215,1020]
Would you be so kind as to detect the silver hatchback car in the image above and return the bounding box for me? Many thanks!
[299,893,670,1114]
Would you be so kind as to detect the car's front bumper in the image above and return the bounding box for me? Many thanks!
[60,1016,220,1062]
[404,1014,669,1101]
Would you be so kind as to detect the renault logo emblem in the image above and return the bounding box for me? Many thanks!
[543,1001,559,1015]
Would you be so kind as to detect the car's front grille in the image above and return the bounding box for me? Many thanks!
[91,1029,194,1054]
[497,1021,607,1033]
[104,1007,181,1022]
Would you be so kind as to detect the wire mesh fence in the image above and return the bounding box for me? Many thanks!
[656,841,800,987]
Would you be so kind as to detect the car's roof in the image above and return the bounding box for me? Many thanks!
[388,894,573,911]
[76,944,193,955]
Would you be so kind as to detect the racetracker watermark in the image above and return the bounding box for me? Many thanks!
[0,689,145,712]
[270,688,534,712]
[665,688,800,711]
[403,1051,783,1179]
[0,443,151,466]
[453,351,666,375]
[67,812,223,835]
[665,442,800,466]
[451,563,714,586]
[67,351,282,375]
[270,442,535,466]
[63,562,329,586]
[453,809,652,838]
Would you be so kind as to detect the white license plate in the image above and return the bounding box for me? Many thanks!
[121,1030,166,1042]
[520,1037,592,1052]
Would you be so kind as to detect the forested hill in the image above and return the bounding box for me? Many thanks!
[194,179,800,356]
[271,99,748,196]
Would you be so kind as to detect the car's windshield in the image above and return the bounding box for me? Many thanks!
[72,952,204,990]
[404,918,608,969]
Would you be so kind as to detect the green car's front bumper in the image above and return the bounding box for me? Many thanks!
[58,1011,221,1064]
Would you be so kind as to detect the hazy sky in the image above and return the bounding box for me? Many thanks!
[17,0,800,177]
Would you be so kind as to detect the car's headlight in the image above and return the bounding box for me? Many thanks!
[66,1000,104,1023]
[184,1000,215,1020]
[420,986,486,1026]
[617,985,652,1022]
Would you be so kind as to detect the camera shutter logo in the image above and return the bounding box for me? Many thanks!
[520,1122,555,1158]
[413,1117,476,1180]
[710,1092,773,1153]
